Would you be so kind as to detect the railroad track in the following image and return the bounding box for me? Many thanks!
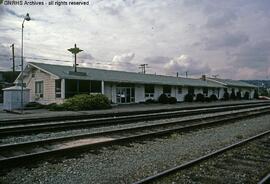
[0,105,269,170]
[259,173,270,184]
[133,128,270,184]
[1,101,269,126]
[1,102,270,137]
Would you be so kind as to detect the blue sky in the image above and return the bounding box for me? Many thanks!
[0,0,270,79]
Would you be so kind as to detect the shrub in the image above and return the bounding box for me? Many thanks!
[25,102,45,109]
[196,93,204,102]
[260,89,270,97]
[230,91,236,100]
[158,94,169,104]
[254,90,259,99]
[49,94,111,111]
[45,103,57,109]
[223,91,229,101]
[236,91,242,100]
[204,97,212,102]
[145,99,157,104]
[210,94,218,101]
[168,97,177,104]
[48,103,66,111]
[243,92,250,100]
[184,93,194,102]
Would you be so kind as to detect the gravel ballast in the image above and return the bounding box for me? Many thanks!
[1,114,270,184]
[0,106,268,145]
[156,135,270,184]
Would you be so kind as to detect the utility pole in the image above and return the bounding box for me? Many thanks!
[139,64,148,74]
[10,44,15,72]
[68,44,83,72]
[21,13,31,114]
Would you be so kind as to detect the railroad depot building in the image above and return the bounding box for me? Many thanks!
[14,62,257,105]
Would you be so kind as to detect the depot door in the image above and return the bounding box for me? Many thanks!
[116,87,135,104]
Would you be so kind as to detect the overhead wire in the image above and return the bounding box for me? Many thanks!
[0,54,135,67]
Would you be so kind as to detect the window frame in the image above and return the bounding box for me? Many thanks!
[203,87,208,96]
[90,80,102,93]
[35,80,44,98]
[55,79,61,98]
[163,85,171,97]
[188,87,195,95]
[145,84,155,98]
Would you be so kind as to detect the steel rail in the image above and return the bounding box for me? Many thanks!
[2,106,268,150]
[1,101,269,126]
[258,173,270,184]
[133,128,270,184]
[0,106,269,170]
[1,102,269,137]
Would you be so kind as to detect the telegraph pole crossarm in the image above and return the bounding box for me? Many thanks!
[139,64,149,74]
[68,44,83,72]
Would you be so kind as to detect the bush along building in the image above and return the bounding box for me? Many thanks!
[13,62,257,105]
[204,76,257,100]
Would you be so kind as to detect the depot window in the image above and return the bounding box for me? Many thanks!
[55,79,61,98]
[35,81,44,98]
[203,87,208,96]
[188,87,194,95]
[163,85,171,96]
[65,80,102,98]
[145,85,155,97]
[90,81,102,93]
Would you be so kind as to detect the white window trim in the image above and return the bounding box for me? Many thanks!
[145,93,154,98]
[55,79,62,99]
[35,80,44,99]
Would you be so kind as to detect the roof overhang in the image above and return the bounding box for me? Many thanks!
[206,78,256,88]
[14,63,60,83]
[206,78,228,86]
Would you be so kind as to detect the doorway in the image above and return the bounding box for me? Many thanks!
[116,87,135,103]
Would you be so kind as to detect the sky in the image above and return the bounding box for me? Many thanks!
[0,0,270,80]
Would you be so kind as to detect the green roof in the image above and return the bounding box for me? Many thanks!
[27,62,224,88]
[207,78,257,88]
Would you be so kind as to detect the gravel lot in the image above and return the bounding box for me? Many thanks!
[0,106,268,145]
[1,114,270,184]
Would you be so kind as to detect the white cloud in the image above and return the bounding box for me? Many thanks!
[112,52,135,63]
[109,52,137,71]
[0,1,270,79]
[164,55,211,77]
